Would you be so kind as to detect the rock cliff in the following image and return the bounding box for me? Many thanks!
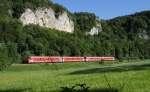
[20,8,74,33]
[87,23,102,35]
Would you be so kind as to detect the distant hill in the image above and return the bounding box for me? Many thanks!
[0,0,150,64]
[103,11,150,40]
[101,11,150,59]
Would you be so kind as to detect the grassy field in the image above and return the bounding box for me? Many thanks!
[0,60,150,92]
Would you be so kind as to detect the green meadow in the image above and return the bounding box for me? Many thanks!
[0,61,150,92]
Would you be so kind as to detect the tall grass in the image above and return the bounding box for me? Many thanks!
[0,61,150,92]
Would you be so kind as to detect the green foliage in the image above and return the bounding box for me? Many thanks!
[74,12,97,32]
[101,11,150,59]
[0,43,20,71]
[0,44,11,71]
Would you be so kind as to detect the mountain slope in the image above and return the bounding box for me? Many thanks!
[0,0,150,64]
[101,11,150,59]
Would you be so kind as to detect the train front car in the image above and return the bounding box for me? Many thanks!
[62,57,85,62]
[27,56,33,63]
[27,56,62,63]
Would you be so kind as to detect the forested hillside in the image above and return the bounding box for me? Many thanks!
[101,11,150,59]
[0,0,150,67]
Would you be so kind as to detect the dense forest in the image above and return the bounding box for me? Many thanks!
[0,0,150,69]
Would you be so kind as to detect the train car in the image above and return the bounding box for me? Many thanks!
[28,56,62,63]
[85,57,102,62]
[101,57,115,61]
[85,57,115,62]
[62,57,85,62]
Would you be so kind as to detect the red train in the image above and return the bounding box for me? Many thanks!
[27,56,115,63]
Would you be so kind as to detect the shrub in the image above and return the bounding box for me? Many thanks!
[0,43,20,71]
[0,44,12,71]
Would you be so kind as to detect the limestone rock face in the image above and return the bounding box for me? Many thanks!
[139,29,149,40]
[20,8,74,33]
[87,23,102,35]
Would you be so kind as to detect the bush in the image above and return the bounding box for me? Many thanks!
[0,44,12,71]
[0,43,20,71]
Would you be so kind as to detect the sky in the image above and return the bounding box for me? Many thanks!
[53,0,150,19]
